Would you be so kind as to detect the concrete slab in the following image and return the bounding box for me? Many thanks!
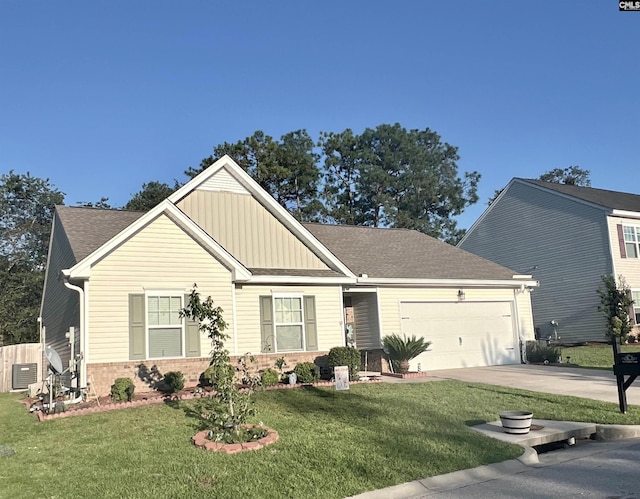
[425,364,640,405]
[471,418,596,447]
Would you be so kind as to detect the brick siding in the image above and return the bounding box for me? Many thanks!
[87,351,329,396]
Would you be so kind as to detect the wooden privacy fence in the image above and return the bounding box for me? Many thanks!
[0,343,42,392]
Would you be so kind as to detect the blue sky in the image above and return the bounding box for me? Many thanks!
[1,1,638,231]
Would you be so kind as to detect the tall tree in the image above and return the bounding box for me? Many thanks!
[318,129,363,225]
[125,181,178,211]
[321,124,479,243]
[0,171,64,344]
[538,166,591,186]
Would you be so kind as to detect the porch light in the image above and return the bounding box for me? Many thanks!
[457,289,465,301]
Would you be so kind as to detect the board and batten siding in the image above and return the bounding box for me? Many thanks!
[460,181,612,343]
[88,214,234,363]
[177,189,330,270]
[376,287,528,339]
[608,216,640,290]
[234,284,344,354]
[41,214,80,369]
[351,293,381,349]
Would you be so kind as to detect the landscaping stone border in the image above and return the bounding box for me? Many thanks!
[382,372,429,379]
[192,425,279,454]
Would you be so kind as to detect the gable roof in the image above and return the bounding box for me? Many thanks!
[518,179,640,212]
[56,206,145,262]
[303,223,520,281]
[61,201,251,281]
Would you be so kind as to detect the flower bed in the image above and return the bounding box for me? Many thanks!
[26,378,384,421]
[192,424,279,453]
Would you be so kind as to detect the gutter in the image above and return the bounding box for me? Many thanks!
[61,270,87,391]
[355,276,540,289]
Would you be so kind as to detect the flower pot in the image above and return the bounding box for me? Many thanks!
[499,410,533,434]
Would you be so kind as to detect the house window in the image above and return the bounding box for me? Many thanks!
[147,295,183,358]
[623,226,640,258]
[633,291,640,325]
[274,296,304,352]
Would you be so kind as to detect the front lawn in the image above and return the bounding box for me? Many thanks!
[2,381,640,499]
[561,344,640,370]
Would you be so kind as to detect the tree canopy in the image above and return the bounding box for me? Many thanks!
[319,124,479,243]
[125,181,178,211]
[192,124,479,242]
[0,171,64,344]
[187,130,321,220]
[489,165,591,205]
[538,166,591,186]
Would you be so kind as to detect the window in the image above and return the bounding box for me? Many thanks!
[633,291,640,325]
[274,296,304,352]
[623,226,640,258]
[147,295,183,358]
[259,295,317,353]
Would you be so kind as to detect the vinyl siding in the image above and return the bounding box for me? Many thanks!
[234,284,344,354]
[460,181,611,343]
[41,214,79,369]
[88,214,234,363]
[177,189,330,270]
[608,216,640,289]
[351,293,381,349]
[377,287,524,338]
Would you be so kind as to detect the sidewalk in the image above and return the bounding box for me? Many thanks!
[349,438,640,498]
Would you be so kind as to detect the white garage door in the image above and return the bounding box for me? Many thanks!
[400,301,518,371]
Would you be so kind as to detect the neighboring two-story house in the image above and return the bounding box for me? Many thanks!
[459,178,640,344]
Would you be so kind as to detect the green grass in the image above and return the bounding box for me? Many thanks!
[561,344,640,370]
[1,381,640,498]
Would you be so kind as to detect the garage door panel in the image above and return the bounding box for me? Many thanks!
[400,301,518,371]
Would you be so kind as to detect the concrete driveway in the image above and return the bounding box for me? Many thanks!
[415,364,640,406]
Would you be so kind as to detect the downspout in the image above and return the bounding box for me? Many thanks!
[62,275,87,392]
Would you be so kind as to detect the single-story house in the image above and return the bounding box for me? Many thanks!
[40,156,538,396]
[458,178,640,344]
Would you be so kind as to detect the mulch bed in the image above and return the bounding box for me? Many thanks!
[22,378,384,422]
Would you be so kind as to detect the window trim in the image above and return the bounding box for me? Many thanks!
[144,290,185,360]
[623,225,640,259]
[632,290,640,326]
[272,292,306,353]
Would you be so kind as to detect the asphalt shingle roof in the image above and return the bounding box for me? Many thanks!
[56,206,145,262]
[303,223,517,280]
[54,206,519,281]
[520,179,640,212]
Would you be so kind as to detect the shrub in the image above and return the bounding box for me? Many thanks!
[327,346,361,381]
[526,341,561,363]
[382,334,431,374]
[202,363,235,387]
[111,377,135,402]
[163,371,185,393]
[293,362,320,383]
[261,368,280,387]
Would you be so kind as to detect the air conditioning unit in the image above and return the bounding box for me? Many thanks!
[12,363,38,390]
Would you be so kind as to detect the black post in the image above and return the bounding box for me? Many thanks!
[612,338,628,413]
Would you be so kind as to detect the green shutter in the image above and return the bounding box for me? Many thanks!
[129,294,146,360]
[260,295,274,353]
[184,294,201,357]
[304,295,318,352]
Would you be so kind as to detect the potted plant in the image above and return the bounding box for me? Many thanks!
[382,334,431,374]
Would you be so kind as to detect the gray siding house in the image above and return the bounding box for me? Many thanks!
[459,179,640,344]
